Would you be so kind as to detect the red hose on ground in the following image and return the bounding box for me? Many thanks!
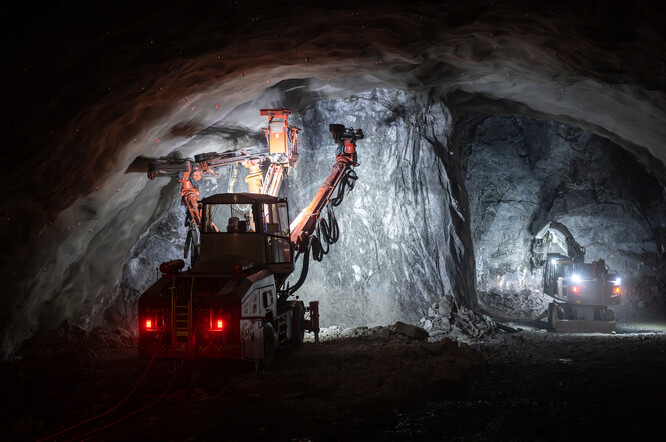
[36,332,166,442]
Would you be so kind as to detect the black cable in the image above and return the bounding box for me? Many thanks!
[279,168,357,299]
[279,241,312,301]
[311,234,327,262]
[320,204,339,245]
[330,168,357,207]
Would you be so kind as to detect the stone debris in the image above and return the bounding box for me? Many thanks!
[419,294,497,342]
[478,288,550,319]
[393,321,429,341]
[307,295,501,345]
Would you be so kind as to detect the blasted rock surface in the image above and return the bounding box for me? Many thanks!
[459,114,666,316]
[283,89,475,327]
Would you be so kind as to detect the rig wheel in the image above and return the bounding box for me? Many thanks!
[294,307,305,345]
[603,308,615,322]
[260,323,276,370]
[549,304,560,326]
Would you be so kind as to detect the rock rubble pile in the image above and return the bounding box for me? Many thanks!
[419,295,497,342]
[478,289,551,319]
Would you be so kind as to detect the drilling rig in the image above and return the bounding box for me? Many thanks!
[138,111,364,368]
[532,222,621,332]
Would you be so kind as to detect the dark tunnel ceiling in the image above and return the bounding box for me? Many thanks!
[1,0,666,352]
[3,0,666,235]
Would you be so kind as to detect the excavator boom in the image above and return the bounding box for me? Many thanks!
[532,221,586,267]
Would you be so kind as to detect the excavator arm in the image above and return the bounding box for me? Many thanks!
[531,221,586,268]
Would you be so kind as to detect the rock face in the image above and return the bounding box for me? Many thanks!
[458,114,666,316]
[283,89,476,327]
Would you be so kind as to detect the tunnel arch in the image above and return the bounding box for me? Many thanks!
[3,0,666,355]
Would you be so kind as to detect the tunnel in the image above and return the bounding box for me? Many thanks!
[1,0,665,440]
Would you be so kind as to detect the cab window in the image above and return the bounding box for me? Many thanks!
[263,201,289,237]
[203,203,257,233]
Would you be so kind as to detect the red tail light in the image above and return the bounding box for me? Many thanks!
[572,286,579,293]
[614,286,621,294]
[216,319,224,330]
[146,319,152,329]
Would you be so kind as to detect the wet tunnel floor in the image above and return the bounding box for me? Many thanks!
[4,325,665,441]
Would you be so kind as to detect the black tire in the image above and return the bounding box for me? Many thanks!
[292,307,305,345]
[260,323,276,370]
[606,309,615,321]
[551,305,563,326]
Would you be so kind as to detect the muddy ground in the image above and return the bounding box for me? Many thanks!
[2,321,665,441]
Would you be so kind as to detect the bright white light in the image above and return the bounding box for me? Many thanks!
[615,278,621,285]
[571,274,582,283]
[551,259,558,266]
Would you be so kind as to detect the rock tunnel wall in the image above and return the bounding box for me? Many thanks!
[282,89,476,327]
[458,114,666,317]
[3,1,666,355]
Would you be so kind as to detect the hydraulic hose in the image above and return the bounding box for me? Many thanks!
[279,240,312,300]
[280,168,357,298]
[330,168,357,207]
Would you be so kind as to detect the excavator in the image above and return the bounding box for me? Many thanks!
[531,222,621,332]
[138,109,364,368]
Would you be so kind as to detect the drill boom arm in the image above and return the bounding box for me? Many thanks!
[290,125,363,254]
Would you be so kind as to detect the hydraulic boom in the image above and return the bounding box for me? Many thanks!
[290,124,364,254]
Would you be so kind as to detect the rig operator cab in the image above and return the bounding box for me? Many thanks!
[138,194,314,368]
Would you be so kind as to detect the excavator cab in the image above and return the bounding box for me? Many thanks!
[542,253,572,298]
[196,193,293,275]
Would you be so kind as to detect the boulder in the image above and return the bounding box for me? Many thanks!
[394,321,429,341]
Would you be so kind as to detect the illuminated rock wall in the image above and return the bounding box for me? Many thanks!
[460,114,666,316]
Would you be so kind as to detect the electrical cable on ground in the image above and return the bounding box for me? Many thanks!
[69,356,187,441]
[66,332,195,440]
[36,331,167,442]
